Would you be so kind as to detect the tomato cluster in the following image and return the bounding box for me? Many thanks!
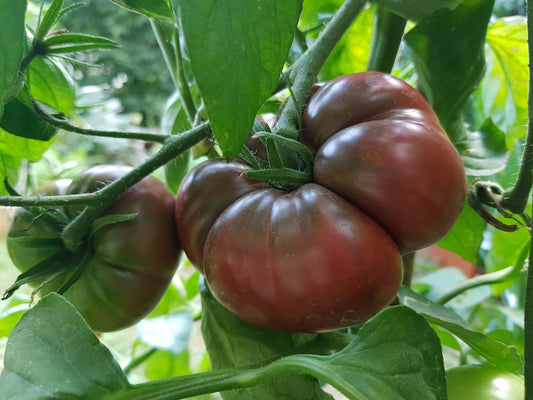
[7,165,181,332]
[176,72,466,332]
[6,72,465,334]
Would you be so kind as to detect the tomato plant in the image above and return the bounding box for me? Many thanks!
[6,165,181,332]
[446,364,525,400]
[0,0,530,399]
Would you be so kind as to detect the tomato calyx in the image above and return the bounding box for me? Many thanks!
[238,130,314,192]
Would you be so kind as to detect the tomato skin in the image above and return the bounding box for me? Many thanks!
[301,71,444,150]
[303,72,465,254]
[175,159,267,272]
[203,183,402,332]
[7,165,181,332]
[446,365,524,400]
[314,119,466,254]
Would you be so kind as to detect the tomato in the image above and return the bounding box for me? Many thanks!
[176,160,402,332]
[176,71,465,332]
[7,165,180,332]
[302,72,466,254]
[446,365,524,400]
[175,159,267,272]
[203,183,402,332]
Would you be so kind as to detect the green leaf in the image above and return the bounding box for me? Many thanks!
[201,282,333,400]
[461,118,509,176]
[111,306,445,400]
[176,0,303,160]
[0,129,53,195]
[473,16,528,144]
[27,56,76,115]
[398,286,523,371]
[437,202,485,263]
[0,293,129,399]
[43,33,120,54]
[110,0,174,21]
[372,0,464,22]
[0,0,27,106]
[0,91,56,141]
[275,306,447,400]
[404,0,494,136]
[144,350,192,381]
[162,91,193,193]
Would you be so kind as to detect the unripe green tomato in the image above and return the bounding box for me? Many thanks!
[446,365,524,400]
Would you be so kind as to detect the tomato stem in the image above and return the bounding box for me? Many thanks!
[31,97,169,144]
[151,19,198,124]
[434,239,529,305]
[61,122,211,252]
[273,0,366,140]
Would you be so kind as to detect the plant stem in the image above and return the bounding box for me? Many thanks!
[61,122,211,252]
[273,0,366,138]
[525,207,532,400]
[150,20,197,124]
[521,3,533,399]
[366,5,407,73]
[501,1,533,215]
[32,99,169,143]
[123,348,158,376]
[434,238,529,305]
[401,252,416,287]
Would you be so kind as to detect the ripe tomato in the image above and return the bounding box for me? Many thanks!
[302,72,466,254]
[203,183,402,332]
[446,365,524,400]
[176,160,403,332]
[7,165,181,332]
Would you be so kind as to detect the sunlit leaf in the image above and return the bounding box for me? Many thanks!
[461,118,509,176]
[473,16,528,144]
[437,202,485,263]
[404,0,493,137]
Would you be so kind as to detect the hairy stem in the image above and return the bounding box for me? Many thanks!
[61,122,210,252]
[501,1,533,214]
[33,98,168,143]
[273,0,366,138]
[521,3,533,399]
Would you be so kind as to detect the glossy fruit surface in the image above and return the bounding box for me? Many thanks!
[7,165,180,332]
[446,365,525,400]
[203,183,403,332]
[303,72,466,254]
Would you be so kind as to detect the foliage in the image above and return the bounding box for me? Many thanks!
[0,0,530,399]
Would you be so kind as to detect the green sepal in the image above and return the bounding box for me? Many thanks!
[89,213,138,239]
[2,250,79,300]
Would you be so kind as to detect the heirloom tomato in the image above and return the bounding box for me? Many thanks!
[302,72,466,254]
[176,160,402,332]
[7,165,181,332]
